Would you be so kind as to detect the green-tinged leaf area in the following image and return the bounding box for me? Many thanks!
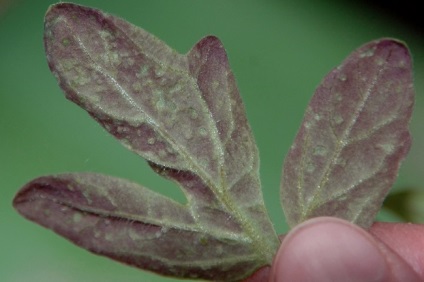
[14,3,279,281]
[281,39,414,229]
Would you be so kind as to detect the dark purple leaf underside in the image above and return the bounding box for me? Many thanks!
[14,174,260,281]
[281,39,414,229]
[14,3,279,281]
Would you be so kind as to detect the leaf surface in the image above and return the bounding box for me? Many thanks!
[281,39,414,229]
[14,3,279,281]
[14,174,264,281]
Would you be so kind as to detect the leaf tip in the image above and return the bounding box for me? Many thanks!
[359,38,412,68]
[13,176,54,221]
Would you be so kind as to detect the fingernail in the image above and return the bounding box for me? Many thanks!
[272,217,388,282]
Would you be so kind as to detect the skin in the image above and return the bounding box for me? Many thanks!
[244,217,424,282]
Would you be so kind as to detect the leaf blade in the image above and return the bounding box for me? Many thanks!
[13,173,264,281]
[281,39,414,229]
[44,3,213,175]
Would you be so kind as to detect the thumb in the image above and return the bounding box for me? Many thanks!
[269,217,420,282]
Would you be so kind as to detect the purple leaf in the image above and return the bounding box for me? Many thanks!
[14,3,279,281]
[281,39,414,229]
[14,173,262,280]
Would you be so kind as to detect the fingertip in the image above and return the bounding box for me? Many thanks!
[270,217,389,282]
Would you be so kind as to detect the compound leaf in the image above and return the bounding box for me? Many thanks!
[14,3,279,281]
[281,39,414,229]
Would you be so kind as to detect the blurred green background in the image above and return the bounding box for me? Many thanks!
[1,1,423,281]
